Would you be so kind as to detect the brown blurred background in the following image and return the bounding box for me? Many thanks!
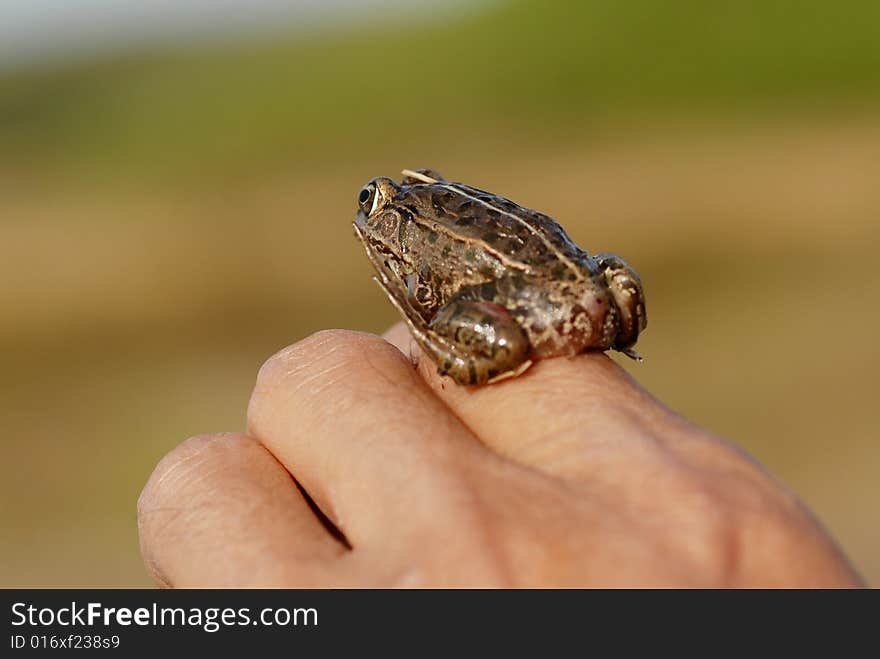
[1,0,878,586]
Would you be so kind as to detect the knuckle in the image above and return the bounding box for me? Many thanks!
[668,472,809,585]
[249,330,408,420]
[253,329,389,393]
[247,329,407,438]
[137,432,246,518]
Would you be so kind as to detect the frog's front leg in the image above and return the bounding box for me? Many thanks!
[375,275,531,385]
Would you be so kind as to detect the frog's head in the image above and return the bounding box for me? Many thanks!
[353,170,446,267]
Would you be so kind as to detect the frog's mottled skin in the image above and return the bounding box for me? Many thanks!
[353,169,647,385]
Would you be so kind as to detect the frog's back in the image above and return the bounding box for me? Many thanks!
[415,181,595,279]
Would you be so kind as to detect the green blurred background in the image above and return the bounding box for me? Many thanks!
[1,0,878,586]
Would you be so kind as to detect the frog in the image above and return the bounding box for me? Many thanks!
[352,169,647,385]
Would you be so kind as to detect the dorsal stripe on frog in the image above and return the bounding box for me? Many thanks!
[439,183,585,282]
[403,201,539,275]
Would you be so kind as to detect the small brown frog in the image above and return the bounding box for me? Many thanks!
[353,169,646,385]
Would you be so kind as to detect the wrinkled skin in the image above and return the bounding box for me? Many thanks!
[353,169,646,384]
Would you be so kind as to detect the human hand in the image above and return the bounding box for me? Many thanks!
[138,324,862,587]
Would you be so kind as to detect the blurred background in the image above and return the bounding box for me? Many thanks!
[1,0,878,587]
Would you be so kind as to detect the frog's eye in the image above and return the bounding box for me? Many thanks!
[358,184,377,215]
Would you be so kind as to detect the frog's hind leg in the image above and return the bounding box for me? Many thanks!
[594,252,647,353]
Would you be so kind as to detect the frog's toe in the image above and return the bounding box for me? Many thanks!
[486,359,534,385]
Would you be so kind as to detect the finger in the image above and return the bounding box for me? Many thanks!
[138,432,362,587]
[246,330,495,550]
[383,322,696,478]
